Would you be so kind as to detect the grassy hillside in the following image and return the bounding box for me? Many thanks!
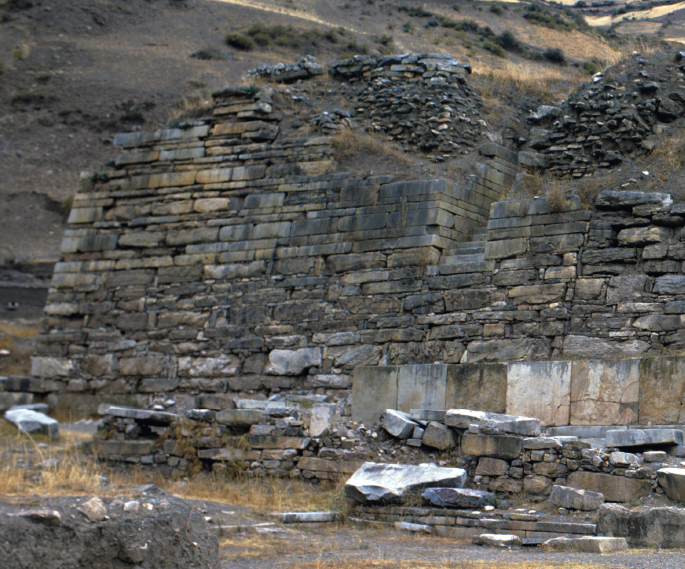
[0,0,670,264]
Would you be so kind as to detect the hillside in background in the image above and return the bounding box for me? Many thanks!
[0,0,677,268]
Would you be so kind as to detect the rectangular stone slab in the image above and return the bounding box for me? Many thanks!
[461,434,523,459]
[445,363,506,414]
[352,366,398,425]
[397,364,447,413]
[638,356,685,425]
[506,361,571,427]
[605,429,684,448]
[567,471,651,503]
[445,409,541,436]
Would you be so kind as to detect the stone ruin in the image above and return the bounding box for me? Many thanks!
[4,52,685,550]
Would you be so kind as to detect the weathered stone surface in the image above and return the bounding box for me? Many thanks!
[598,504,685,548]
[657,468,685,501]
[215,409,262,426]
[544,536,627,553]
[596,191,672,208]
[475,457,508,476]
[421,421,458,450]
[563,336,649,359]
[179,356,240,377]
[461,434,522,459]
[422,487,495,509]
[523,475,553,495]
[506,361,570,427]
[605,429,683,448]
[445,409,541,436]
[344,462,467,503]
[609,451,639,467]
[380,409,417,439]
[567,471,651,502]
[464,338,551,363]
[570,359,639,426]
[445,363,506,414]
[653,275,685,295]
[549,485,604,511]
[397,364,447,413]
[638,356,685,424]
[99,404,177,424]
[30,357,74,378]
[352,367,398,425]
[265,348,322,375]
[4,409,59,438]
[618,226,672,245]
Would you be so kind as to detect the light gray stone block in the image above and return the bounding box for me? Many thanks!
[605,429,683,448]
[446,409,541,437]
[657,468,685,501]
[549,485,604,511]
[380,409,418,439]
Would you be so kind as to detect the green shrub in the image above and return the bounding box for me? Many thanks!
[583,59,601,75]
[523,3,578,32]
[483,41,506,57]
[403,21,414,33]
[489,3,504,15]
[11,48,23,59]
[544,47,566,64]
[399,6,433,17]
[378,34,393,45]
[324,29,338,42]
[496,30,523,53]
[225,33,253,50]
[425,19,439,27]
[453,3,461,10]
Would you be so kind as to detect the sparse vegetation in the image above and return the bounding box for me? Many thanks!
[496,30,524,54]
[483,41,507,58]
[10,90,45,107]
[225,33,253,50]
[544,47,567,65]
[489,3,504,16]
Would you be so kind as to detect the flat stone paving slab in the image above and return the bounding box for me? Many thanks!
[544,536,628,553]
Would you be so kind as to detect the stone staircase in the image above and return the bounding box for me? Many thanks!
[439,227,494,275]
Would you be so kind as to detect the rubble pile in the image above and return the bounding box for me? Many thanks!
[529,50,685,177]
[331,54,484,154]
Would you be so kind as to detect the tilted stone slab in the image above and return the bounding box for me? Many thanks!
[598,504,685,548]
[380,409,417,439]
[605,429,683,449]
[657,468,685,502]
[344,462,467,503]
[421,421,458,450]
[98,404,178,424]
[445,409,541,437]
[549,485,604,511]
[4,409,59,438]
[544,536,628,553]
[422,487,495,509]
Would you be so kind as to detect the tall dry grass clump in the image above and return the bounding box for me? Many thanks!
[331,129,409,166]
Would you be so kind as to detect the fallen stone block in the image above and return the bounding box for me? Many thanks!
[380,409,418,439]
[421,421,458,450]
[567,471,650,503]
[609,451,639,467]
[544,536,628,553]
[409,409,447,422]
[4,408,59,438]
[598,504,685,548]
[523,437,563,450]
[271,512,338,523]
[344,462,467,503]
[605,429,683,449]
[657,468,685,502]
[472,533,521,547]
[395,521,432,533]
[549,485,604,511]
[445,409,541,437]
[98,404,178,424]
[422,488,495,509]
[644,451,667,462]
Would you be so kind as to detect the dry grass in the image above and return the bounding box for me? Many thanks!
[473,61,585,101]
[0,321,40,376]
[331,129,410,166]
[649,131,685,177]
[166,89,214,123]
[287,561,610,569]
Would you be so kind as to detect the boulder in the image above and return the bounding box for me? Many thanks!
[265,348,322,375]
[344,462,467,503]
[609,451,639,467]
[544,536,628,553]
[605,429,683,449]
[445,409,541,437]
[549,485,604,511]
[657,468,685,501]
[421,422,458,450]
[4,409,59,438]
[598,504,685,548]
[380,409,418,439]
[422,487,495,509]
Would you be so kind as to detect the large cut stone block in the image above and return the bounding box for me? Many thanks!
[598,504,685,548]
[422,421,458,450]
[570,359,639,426]
[638,356,685,424]
[544,537,627,553]
[380,409,417,439]
[397,364,447,413]
[445,363,506,414]
[352,367,398,425]
[445,409,541,436]
[216,409,262,427]
[461,434,522,459]
[567,471,651,503]
[506,361,571,427]
[344,462,467,503]
[4,409,59,438]
[657,468,685,501]
[422,487,495,508]
[563,335,649,360]
[605,429,683,448]
[549,485,604,511]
